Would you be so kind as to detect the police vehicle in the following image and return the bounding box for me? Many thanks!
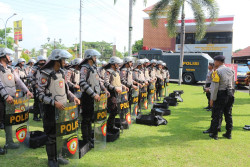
[138,50,213,84]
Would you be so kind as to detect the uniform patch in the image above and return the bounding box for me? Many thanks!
[212,71,220,83]
[59,81,64,88]
[41,78,47,84]
[8,74,12,80]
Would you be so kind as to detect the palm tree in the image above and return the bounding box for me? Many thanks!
[150,0,219,85]
[114,0,147,57]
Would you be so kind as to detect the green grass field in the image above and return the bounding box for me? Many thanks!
[0,84,249,167]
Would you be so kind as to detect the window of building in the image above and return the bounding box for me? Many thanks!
[176,32,232,44]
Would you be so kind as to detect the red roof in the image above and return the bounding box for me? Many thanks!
[143,4,156,12]
[233,46,250,57]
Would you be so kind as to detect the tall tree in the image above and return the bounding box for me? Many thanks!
[150,0,219,85]
[132,38,143,54]
[0,28,14,49]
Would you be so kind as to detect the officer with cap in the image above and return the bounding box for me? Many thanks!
[28,55,47,121]
[15,58,28,85]
[209,55,235,140]
[104,56,128,133]
[67,58,82,96]
[98,61,107,80]
[0,48,33,152]
[37,49,80,167]
[79,49,109,147]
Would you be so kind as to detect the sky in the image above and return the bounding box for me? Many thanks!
[0,0,250,53]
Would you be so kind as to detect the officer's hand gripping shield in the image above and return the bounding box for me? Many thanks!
[93,91,107,150]
[55,102,79,165]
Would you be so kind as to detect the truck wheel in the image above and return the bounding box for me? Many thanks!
[183,73,195,84]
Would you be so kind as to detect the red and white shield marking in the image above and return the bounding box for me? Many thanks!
[67,137,78,155]
[41,78,47,84]
[126,113,131,125]
[71,112,75,119]
[16,127,27,143]
[101,123,107,137]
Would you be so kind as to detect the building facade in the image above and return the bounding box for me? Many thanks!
[143,5,234,63]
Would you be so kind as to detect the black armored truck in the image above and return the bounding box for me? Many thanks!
[138,50,214,84]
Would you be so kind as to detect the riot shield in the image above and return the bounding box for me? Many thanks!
[148,82,156,109]
[4,95,29,156]
[130,88,139,122]
[117,91,131,130]
[93,91,107,150]
[55,102,79,166]
[140,85,149,114]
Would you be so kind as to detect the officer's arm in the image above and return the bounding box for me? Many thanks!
[66,70,76,88]
[37,73,56,106]
[79,66,97,98]
[133,71,144,84]
[29,68,37,87]
[210,70,220,101]
[120,70,131,88]
[66,82,76,102]
[0,78,9,100]
[13,70,29,93]
[104,71,115,91]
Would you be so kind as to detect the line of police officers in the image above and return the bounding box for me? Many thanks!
[0,48,170,167]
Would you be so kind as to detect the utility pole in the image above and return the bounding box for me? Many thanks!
[79,0,83,58]
[128,0,133,57]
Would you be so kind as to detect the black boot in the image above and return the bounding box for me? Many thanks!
[0,122,4,129]
[0,147,6,155]
[33,114,41,121]
[222,131,232,139]
[5,126,20,149]
[209,133,218,140]
[46,143,58,167]
[203,128,212,134]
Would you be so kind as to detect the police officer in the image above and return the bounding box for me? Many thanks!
[209,55,235,140]
[155,60,164,100]
[98,61,107,80]
[38,49,80,167]
[143,59,151,84]
[104,56,128,133]
[67,58,82,96]
[29,55,47,121]
[162,63,170,85]
[0,48,33,151]
[148,59,157,82]
[79,49,109,147]
[204,63,214,111]
[15,58,28,85]
[26,59,36,75]
[133,59,148,86]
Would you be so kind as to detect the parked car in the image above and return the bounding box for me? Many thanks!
[236,65,250,87]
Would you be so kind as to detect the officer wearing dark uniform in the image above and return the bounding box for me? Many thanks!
[38,49,80,167]
[209,55,235,140]
[28,55,47,121]
[15,58,28,85]
[0,48,33,153]
[67,58,82,96]
[79,49,108,147]
[104,56,127,132]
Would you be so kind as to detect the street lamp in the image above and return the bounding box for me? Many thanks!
[5,13,17,47]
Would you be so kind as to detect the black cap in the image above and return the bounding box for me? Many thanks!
[214,55,225,61]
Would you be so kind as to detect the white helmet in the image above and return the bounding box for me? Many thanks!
[123,56,134,64]
[71,58,83,66]
[49,49,72,60]
[101,61,107,65]
[18,58,26,64]
[150,59,157,64]
[84,49,101,59]
[109,56,123,64]
[156,60,163,65]
[162,62,166,66]
[136,59,144,66]
[27,59,36,64]
[143,58,150,63]
[0,48,14,58]
[37,55,47,62]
